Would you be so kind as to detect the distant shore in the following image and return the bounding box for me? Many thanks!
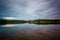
[0,19,60,25]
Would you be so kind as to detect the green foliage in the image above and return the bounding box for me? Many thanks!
[0,19,27,24]
[0,19,60,25]
[28,19,60,24]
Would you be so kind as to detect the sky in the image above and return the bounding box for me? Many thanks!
[0,0,60,20]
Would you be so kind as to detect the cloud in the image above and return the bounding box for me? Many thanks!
[24,0,51,18]
[3,17,18,20]
[0,0,60,20]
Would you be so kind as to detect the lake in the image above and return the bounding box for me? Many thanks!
[0,23,60,40]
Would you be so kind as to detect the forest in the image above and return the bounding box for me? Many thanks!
[0,19,60,25]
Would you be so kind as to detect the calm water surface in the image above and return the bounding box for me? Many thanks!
[0,23,60,40]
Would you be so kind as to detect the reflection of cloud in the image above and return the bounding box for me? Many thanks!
[3,17,18,20]
[2,24,15,27]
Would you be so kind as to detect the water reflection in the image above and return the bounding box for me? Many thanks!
[0,23,60,40]
[2,24,16,27]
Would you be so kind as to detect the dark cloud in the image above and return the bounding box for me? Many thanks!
[0,0,60,20]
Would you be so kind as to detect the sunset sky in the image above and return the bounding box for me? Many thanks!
[0,0,60,20]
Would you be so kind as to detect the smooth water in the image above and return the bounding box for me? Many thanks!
[0,23,60,40]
